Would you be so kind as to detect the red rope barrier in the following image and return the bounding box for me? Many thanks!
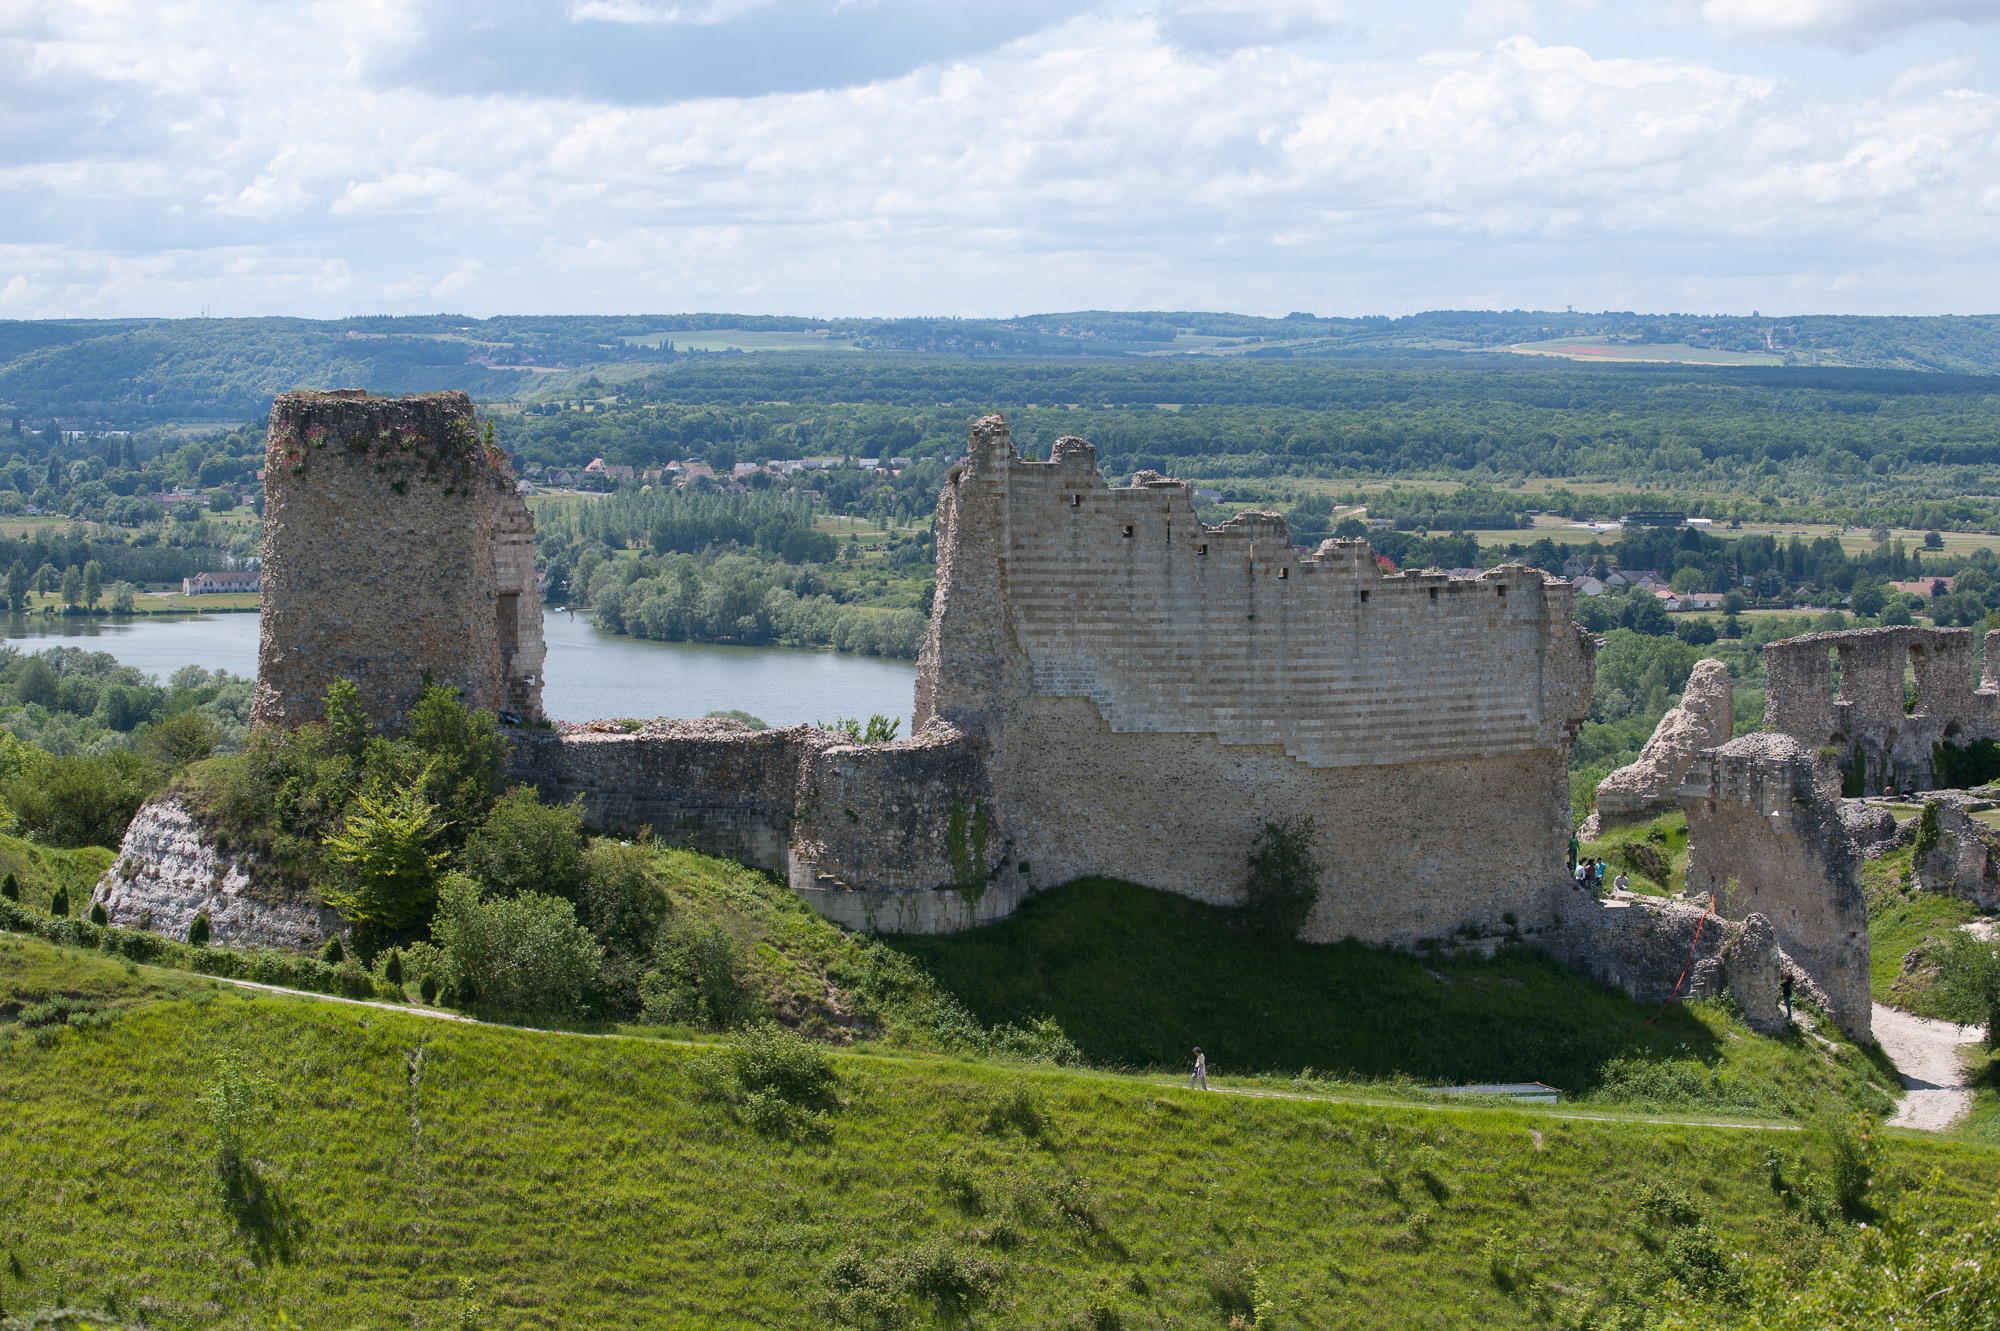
[1644,904,1714,1026]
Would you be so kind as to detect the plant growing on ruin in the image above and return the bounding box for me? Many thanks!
[322,777,449,932]
[946,795,990,898]
[1912,800,1942,865]
[187,912,210,945]
[1242,816,1322,942]
[462,788,587,901]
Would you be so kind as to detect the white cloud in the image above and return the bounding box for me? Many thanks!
[1699,0,1999,48]
[1,1,1997,318]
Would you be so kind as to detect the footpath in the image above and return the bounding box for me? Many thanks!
[1874,1001,1984,1131]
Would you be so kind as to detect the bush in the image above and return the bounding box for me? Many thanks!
[429,872,603,1015]
[641,917,747,1028]
[46,885,68,917]
[462,788,586,901]
[321,780,448,931]
[0,872,15,901]
[579,841,668,956]
[4,750,161,848]
[696,1023,841,1137]
[142,711,220,769]
[187,912,210,946]
[1242,816,1322,941]
[88,902,106,926]
[319,935,344,965]
[384,951,404,985]
[403,684,507,838]
[1930,930,2000,1047]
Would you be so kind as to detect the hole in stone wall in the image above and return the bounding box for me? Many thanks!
[1197,544,1208,556]
[1359,590,1370,603]
[1429,587,1439,601]
[1496,586,1506,597]
[1070,494,1081,507]
[1123,525,1134,538]
[497,592,520,654]
[1278,567,1288,580]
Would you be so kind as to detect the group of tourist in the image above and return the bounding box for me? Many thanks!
[1570,857,1631,895]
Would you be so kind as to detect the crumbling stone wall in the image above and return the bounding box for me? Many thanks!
[901,416,1596,944]
[1762,625,1999,795]
[251,389,544,732]
[1680,733,1871,1037]
[1589,657,1734,833]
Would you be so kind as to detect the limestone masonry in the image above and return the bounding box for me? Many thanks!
[1588,658,1733,835]
[1762,624,2000,794]
[100,400,1887,1033]
[251,390,545,732]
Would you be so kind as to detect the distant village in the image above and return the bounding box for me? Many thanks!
[519,454,915,493]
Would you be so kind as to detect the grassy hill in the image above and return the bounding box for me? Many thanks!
[5,932,1998,1331]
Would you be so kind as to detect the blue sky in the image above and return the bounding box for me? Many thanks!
[2,0,1996,320]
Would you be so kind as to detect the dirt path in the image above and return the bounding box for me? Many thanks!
[1874,1002,1981,1131]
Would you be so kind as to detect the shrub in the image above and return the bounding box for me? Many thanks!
[404,684,507,837]
[142,711,220,769]
[1930,930,2000,1048]
[462,788,586,901]
[695,1023,841,1137]
[319,935,344,965]
[384,951,404,985]
[0,872,15,901]
[4,750,162,848]
[641,917,747,1028]
[187,912,210,946]
[322,779,448,931]
[1242,815,1322,941]
[88,902,106,926]
[429,872,603,1015]
[420,974,438,1004]
[579,841,668,956]
[1913,800,1942,864]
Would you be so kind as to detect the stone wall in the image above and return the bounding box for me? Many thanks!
[1762,625,1999,795]
[1590,657,1734,833]
[904,416,1595,944]
[251,389,544,732]
[1680,733,1872,1037]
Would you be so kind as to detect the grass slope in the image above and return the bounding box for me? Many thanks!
[3,934,1996,1331]
[886,879,1896,1116]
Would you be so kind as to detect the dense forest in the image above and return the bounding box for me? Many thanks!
[5,308,1997,423]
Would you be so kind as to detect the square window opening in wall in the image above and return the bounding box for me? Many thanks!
[1197,543,1208,556]
[1496,585,1506,597]
[1429,586,1439,601]
[1123,524,1134,538]
[1359,589,1370,602]
[1278,567,1288,580]
[1070,494,1081,507]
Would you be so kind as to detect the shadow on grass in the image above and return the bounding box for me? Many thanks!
[218,1152,310,1266]
[884,877,1724,1094]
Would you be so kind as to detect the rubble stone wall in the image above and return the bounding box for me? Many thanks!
[251,389,544,732]
[1681,733,1872,1037]
[1592,657,1734,831]
[1762,625,1999,795]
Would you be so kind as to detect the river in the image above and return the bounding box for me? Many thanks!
[0,610,918,732]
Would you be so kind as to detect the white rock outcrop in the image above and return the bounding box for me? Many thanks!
[92,797,339,950]
[1592,658,1734,830]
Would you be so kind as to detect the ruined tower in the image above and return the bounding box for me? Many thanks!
[250,390,545,733]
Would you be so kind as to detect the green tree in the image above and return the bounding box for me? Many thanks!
[82,559,101,608]
[429,872,601,1014]
[5,559,25,613]
[1243,815,1323,942]
[32,563,56,597]
[462,787,587,900]
[59,564,81,607]
[404,684,506,838]
[322,778,448,931]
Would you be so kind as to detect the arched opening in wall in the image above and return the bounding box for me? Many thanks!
[497,592,520,657]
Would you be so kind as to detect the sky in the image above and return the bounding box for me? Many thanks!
[2,0,1998,321]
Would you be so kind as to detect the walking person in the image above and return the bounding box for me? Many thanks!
[1191,1047,1208,1091]
[1594,859,1606,892]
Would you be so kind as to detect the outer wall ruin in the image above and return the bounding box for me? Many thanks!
[251,390,545,732]
[898,419,1597,944]
[1763,624,2000,795]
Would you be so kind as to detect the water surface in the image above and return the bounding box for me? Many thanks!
[2,608,918,732]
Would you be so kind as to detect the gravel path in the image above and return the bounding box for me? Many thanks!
[1874,1002,1982,1131]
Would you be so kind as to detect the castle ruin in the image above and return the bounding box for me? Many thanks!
[251,390,545,733]
[1762,624,2000,795]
